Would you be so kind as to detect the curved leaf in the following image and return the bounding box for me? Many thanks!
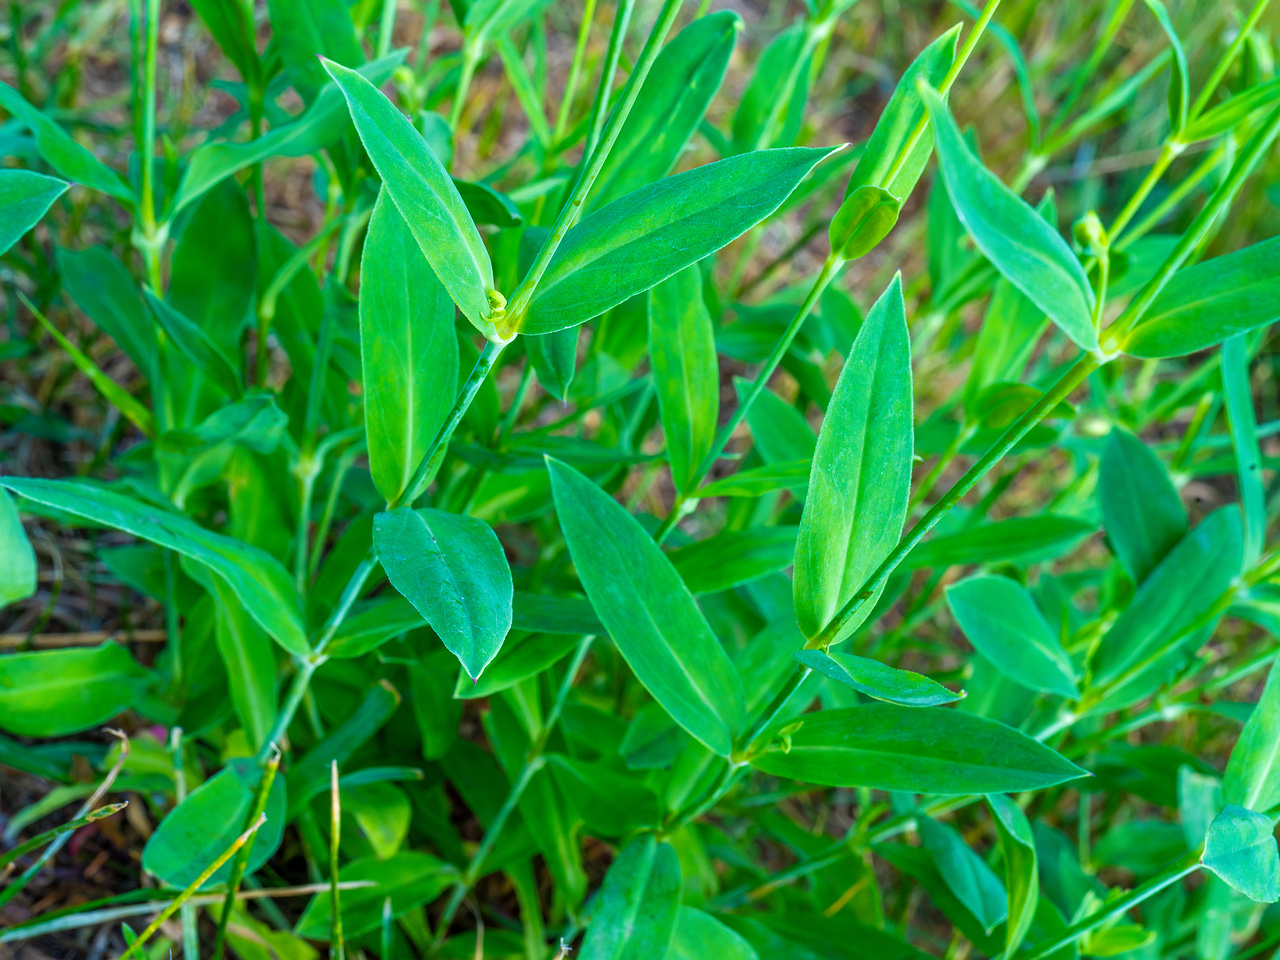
[794,649,962,707]
[1099,428,1186,584]
[0,170,67,256]
[0,642,148,736]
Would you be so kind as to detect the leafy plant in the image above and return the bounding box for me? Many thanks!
[1,0,1280,958]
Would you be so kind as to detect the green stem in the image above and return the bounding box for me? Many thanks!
[1018,854,1201,960]
[880,0,1003,190]
[554,0,599,141]
[584,0,635,158]
[1187,0,1272,122]
[734,664,812,761]
[431,636,595,951]
[1105,140,1179,242]
[330,761,344,960]
[449,39,481,133]
[212,751,280,960]
[1115,142,1226,250]
[377,0,398,58]
[813,354,1100,647]
[506,0,685,329]
[0,803,125,872]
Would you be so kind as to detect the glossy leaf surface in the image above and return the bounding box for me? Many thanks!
[794,649,961,707]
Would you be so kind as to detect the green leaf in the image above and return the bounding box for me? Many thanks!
[1091,507,1243,693]
[946,576,1079,699]
[921,84,1097,352]
[1098,428,1187,584]
[696,459,811,498]
[0,170,67,256]
[920,816,1008,934]
[987,793,1038,958]
[548,458,746,757]
[141,757,285,888]
[173,52,405,215]
[321,57,496,336]
[794,275,912,644]
[1223,335,1265,567]
[750,704,1088,794]
[670,907,760,960]
[0,642,148,736]
[521,147,841,335]
[579,835,682,960]
[963,277,1048,407]
[294,852,456,939]
[144,291,244,401]
[587,11,739,211]
[1200,805,1280,903]
[1123,236,1280,358]
[905,515,1095,571]
[829,186,900,260]
[844,25,959,200]
[731,24,812,154]
[526,328,579,402]
[0,84,132,204]
[546,754,662,836]
[793,649,962,707]
[669,526,796,595]
[0,488,36,609]
[454,632,581,700]
[1223,654,1280,813]
[1,478,308,655]
[1186,76,1280,140]
[186,562,277,753]
[57,246,156,377]
[361,192,460,504]
[411,650,462,761]
[269,0,363,104]
[463,0,553,44]
[1142,0,1188,135]
[373,507,513,680]
[188,0,260,84]
[649,265,719,494]
[286,682,401,813]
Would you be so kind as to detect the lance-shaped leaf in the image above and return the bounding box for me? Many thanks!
[0,170,67,256]
[1123,236,1280,358]
[174,52,405,215]
[579,835,682,960]
[670,907,760,960]
[270,0,363,104]
[845,25,959,200]
[649,265,719,494]
[750,704,1087,794]
[0,642,149,736]
[527,328,579,402]
[794,649,961,707]
[1201,805,1280,903]
[1223,334,1265,567]
[321,58,496,335]
[794,275,912,644]
[921,84,1097,352]
[669,527,797,595]
[142,758,286,888]
[522,146,841,335]
[1224,654,1280,813]
[987,794,1038,958]
[946,576,1080,699]
[904,514,1095,571]
[144,291,243,400]
[920,816,1008,934]
[361,192,459,505]
[587,11,740,211]
[1,477,308,655]
[0,488,36,608]
[1142,0,1188,136]
[57,246,156,376]
[548,458,746,757]
[1091,507,1243,693]
[374,507,513,680]
[0,84,132,204]
[1099,428,1186,584]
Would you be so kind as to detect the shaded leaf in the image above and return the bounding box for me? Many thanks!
[794,649,962,707]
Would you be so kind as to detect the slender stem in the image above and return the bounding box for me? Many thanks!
[1019,854,1201,960]
[432,636,595,950]
[813,354,1100,647]
[1187,0,1272,122]
[498,361,535,441]
[554,0,599,141]
[377,0,398,58]
[1042,0,1135,143]
[330,761,344,960]
[396,337,510,508]
[213,750,280,960]
[0,804,125,871]
[1105,140,1179,241]
[506,0,685,329]
[1116,142,1226,250]
[880,0,1003,190]
[449,39,481,132]
[119,816,268,960]
[584,0,634,158]
[139,0,159,285]
[734,664,812,761]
